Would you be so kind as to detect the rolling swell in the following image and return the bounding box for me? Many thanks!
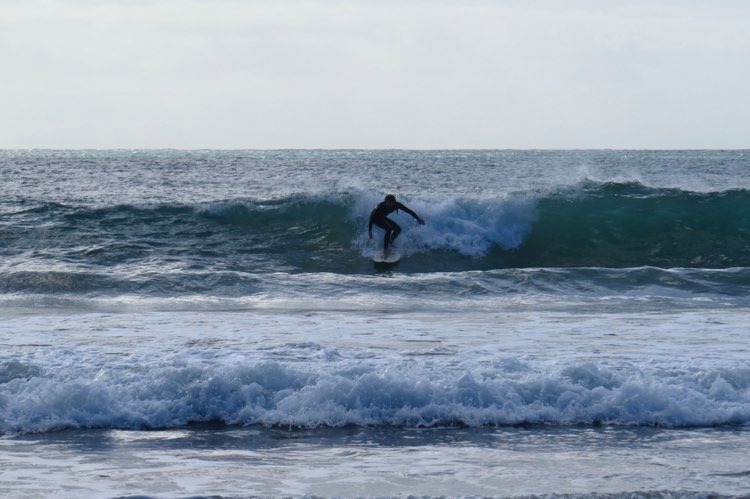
[2,183,750,279]
[518,182,750,268]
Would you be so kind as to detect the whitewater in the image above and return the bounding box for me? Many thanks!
[1,149,749,497]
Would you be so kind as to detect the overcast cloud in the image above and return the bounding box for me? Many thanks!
[1,0,748,149]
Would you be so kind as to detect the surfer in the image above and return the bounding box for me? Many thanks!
[369,194,425,252]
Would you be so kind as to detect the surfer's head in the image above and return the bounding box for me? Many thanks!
[384,194,396,207]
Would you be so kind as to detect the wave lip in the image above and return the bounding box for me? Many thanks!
[2,360,749,435]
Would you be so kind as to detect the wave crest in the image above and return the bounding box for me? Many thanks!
[4,183,750,273]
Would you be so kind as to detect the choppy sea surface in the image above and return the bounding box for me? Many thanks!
[1,149,749,497]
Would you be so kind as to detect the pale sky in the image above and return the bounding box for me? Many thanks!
[1,0,749,149]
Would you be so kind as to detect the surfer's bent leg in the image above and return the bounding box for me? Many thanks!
[374,218,393,251]
[381,218,401,251]
[388,220,401,245]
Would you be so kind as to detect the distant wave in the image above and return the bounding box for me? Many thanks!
[3,182,750,276]
[1,358,748,434]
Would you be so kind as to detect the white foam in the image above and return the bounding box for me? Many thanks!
[2,307,748,435]
[2,352,749,435]
[353,192,539,257]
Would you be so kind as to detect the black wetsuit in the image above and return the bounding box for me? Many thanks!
[369,202,420,251]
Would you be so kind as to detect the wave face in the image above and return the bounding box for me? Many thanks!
[2,357,749,434]
[2,182,750,278]
[525,182,750,269]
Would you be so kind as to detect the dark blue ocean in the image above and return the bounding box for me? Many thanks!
[1,150,749,497]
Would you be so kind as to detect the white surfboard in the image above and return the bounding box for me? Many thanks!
[372,250,402,263]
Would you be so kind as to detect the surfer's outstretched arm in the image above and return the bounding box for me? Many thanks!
[396,203,425,225]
